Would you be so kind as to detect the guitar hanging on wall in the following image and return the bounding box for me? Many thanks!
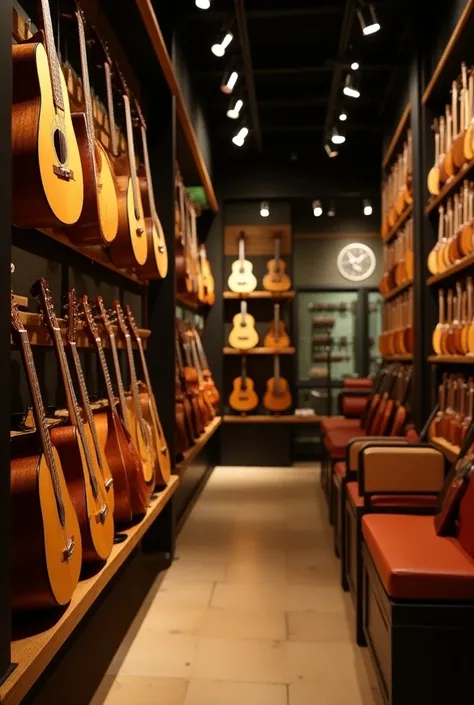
[228,232,257,293]
[228,300,259,350]
[12,0,84,228]
[229,356,259,413]
[262,234,292,292]
[263,355,292,413]
[264,304,291,348]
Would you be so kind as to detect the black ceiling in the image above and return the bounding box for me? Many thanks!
[176,0,413,163]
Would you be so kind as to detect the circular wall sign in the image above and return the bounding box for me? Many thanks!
[336,242,376,282]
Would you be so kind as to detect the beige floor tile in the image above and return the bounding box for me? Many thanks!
[224,556,287,583]
[115,634,197,678]
[210,582,284,611]
[138,606,206,636]
[199,608,286,640]
[191,637,286,683]
[287,611,351,642]
[284,641,359,683]
[289,680,374,705]
[284,584,346,612]
[162,559,227,583]
[184,680,287,705]
[150,581,215,609]
[93,675,188,705]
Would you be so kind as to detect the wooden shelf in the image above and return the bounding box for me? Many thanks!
[382,204,413,244]
[383,354,414,361]
[223,347,295,355]
[0,476,179,705]
[176,416,222,476]
[223,291,296,300]
[12,312,150,350]
[382,279,413,302]
[430,436,459,464]
[428,354,474,364]
[223,414,322,424]
[382,103,411,169]
[426,250,474,285]
[425,156,474,215]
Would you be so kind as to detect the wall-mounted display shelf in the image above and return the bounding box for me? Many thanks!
[383,204,413,244]
[382,279,413,302]
[223,415,322,424]
[223,347,295,355]
[425,157,474,215]
[176,416,222,476]
[382,104,411,169]
[428,355,474,364]
[0,477,179,705]
[383,354,414,362]
[223,291,296,300]
[426,251,474,286]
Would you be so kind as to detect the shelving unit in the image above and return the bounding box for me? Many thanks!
[382,279,414,301]
[223,414,322,424]
[223,291,296,300]
[428,355,474,364]
[223,347,295,355]
[384,354,414,362]
[426,253,474,285]
[382,204,413,244]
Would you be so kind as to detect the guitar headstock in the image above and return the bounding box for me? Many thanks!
[65,289,78,344]
[82,295,100,340]
[31,278,59,332]
[114,300,129,338]
[125,305,139,341]
[96,296,113,336]
[10,291,25,333]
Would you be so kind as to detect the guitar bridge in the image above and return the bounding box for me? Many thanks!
[61,537,75,562]
[53,165,74,181]
[95,504,109,524]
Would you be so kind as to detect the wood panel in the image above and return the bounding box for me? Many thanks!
[224,225,292,256]
[223,347,295,355]
[223,291,295,300]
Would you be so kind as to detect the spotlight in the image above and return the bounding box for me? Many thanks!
[221,69,239,94]
[339,112,348,122]
[331,126,346,145]
[211,29,234,57]
[357,3,381,36]
[351,61,360,70]
[195,0,211,8]
[363,199,373,216]
[328,201,336,217]
[313,200,323,217]
[232,125,248,146]
[260,200,270,218]
[343,73,360,98]
[227,96,243,119]
[324,140,338,158]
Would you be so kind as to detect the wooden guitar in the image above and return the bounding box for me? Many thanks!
[175,171,192,295]
[369,367,398,434]
[229,356,259,413]
[464,68,474,161]
[175,328,202,438]
[10,293,82,610]
[433,288,448,355]
[135,99,168,280]
[175,361,192,457]
[264,303,291,348]
[108,71,147,268]
[228,232,257,293]
[126,305,170,486]
[467,276,474,353]
[427,118,440,196]
[263,355,292,413]
[228,301,259,350]
[390,368,412,436]
[178,323,209,430]
[199,244,216,305]
[262,234,292,292]
[32,279,114,563]
[444,289,457,355]
[96,297,152,511]
[188,328,216,421]
[113,302,156,492]
[82,295,145,521]
[67,8,118,246]
[194,326,220,409]
[459,181,473,257]
[12,0,84,228]
[427,205,445,275]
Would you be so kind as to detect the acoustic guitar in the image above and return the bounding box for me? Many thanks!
[229,356,259,413]
[432,288,448,355]
[199,244,216,305]
[467,277,474,353]
[82,295,145,522]
[390,368,412,436]
[175,360,191,458]
[178,322,209,431]
[464,69,474,161]
[262,234,292,292]
[264,303,291,348]
[458,181,473,257]
[460,381,474,444]
[228,232,257,293]
[134,99,168,280]
[427,205,445,275]
[228,300,259,350]
[175,170,193,295]
[67,8,118,246]
[10,293,82,610]
[194,325,220,409]
[188,328,216,421]
[263,355,292,413]
[12,0,84,228]
[427,119,440,196]
[33,279,114,563]
[126,305,171,486]
[175,329,202,438]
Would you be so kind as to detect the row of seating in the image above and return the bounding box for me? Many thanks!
[321,367,474,705]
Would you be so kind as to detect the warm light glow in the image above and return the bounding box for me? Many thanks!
[195,0,211,8]
[343,85,360,98]
[339,112,348,121]
[363,199,373,216]
[332,134,346,145]
[313,200,323,217]
[227,98,243,119]
[211,31,233,57]
[363,22,380,35]
[351,61,360,70]
[260,201,270,218]
[232,126,248,146]
[211,43,225,57]
[221,70,239,94]
[221,33,233,51]
[357,5,381,36]
[325,143,338,158]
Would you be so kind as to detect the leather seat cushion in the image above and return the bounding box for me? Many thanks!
[341,396,367,418]
[343,378,373,389]
[321,418,361,434]
[347,481,438,510]
[362,514,474,600]
[325,429,366,458]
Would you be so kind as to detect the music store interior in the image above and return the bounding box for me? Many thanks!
[5,0,474,704]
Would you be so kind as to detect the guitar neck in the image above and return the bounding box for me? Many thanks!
[274,304,280,340]
[104,61,119,157]
[76,10,95,144]
[140,124,158,220]
[123,94,140,218]
[40,0,64,111]
[124,334,148,434]
[241,355,247,390]
[190,337,204,384]
[109,332,130,430]
[274,355,281,395]
[241,300,247,326]
[238,234,245,271]
[275,237,281,271]
[94,336,118,412]
[195,330,210,370]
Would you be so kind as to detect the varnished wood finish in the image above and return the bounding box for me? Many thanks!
[228,303,259,350]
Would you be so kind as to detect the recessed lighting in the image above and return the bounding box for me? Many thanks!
[339,112,348,122]
[232,126,248,146]
[363,199,373,216]
[227,97,243,119]
[343,74,360,98]
[313,200,323,217]
[331,126,346,145]
[351,61,360,70]
[357,4,381,35]
[260,200,270,218]
[211,30,233,57]
[328,201,336,217]
[196,0,211,9]
[221,70,239,94]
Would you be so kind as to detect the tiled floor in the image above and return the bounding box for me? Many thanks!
[90,465,380,704]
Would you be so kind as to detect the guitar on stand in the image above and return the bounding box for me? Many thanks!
[262,234,292,292]
[179,323,210,429]
[263,355,292,413]
[188,327,216,421]
[194,326,220,410]
[228,232,257,293]
[229,356,259,413]
[228,300,259,350]
[175,329,201,440]
[264,304,291,348]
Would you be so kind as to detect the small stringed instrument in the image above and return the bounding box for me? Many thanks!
[263,355,292,413]
[175,328,202,438]
[126,305,170,486]
[262,234,292,292]
[464,68,474,161]
[264,303,291,348]
[427,205,445,275]
[194,326,220,410]
[33,279,114,563]
[96,297,151,513]
[12,0,84,228]
[459,182,474,257]
[433,289,448,355]
[427,119,440,196]
[199,244,216,305]
[444,289,457,355]
[178,323,209,430]
[10,293,82,610]
[82,295,144,521]
[175,365,191,457]
[68,8,118,246]
[228,232,257,293]
[229,356,259,413]
[228,301,259,350]
[113,301,156,492]
[175,170,192,295]
[188,328,216,421]
[390,368,412,436]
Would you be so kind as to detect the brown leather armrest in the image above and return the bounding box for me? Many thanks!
[346,436,407,473]
[359,445,445,494]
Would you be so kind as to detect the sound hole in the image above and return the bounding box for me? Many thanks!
[53,128,68,165]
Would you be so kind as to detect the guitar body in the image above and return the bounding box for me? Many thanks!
[201,258,216,305]
[228,313,259,350]
[262,260,292,292]
[138,384,171,486]
[175,400,190,456]
[12,40,84,228]
[229,377,259,412]
[138,175,168,279]
[11,440,82,611]
[124,396,156,491]
[263,377,292,413]
[264,323,291,349]
[110,175,148,268]
[50,422,114,563]
[391,406,407,437]
[202,370,220,409]
[227,260,257,293]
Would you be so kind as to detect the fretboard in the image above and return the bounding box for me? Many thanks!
[124,334,148,438]
[123,94,140,219]
[274,355,281,396]
[40,0,64,111]
[136,337,165,444]
[241,355,247,390]
[274,304,280,341]
[95,337,118,411]
[104,61,118,157]
[109,332,130,432]
[241,300,247,326]
[274,237,281,272]
[238,235,245,272]
[140,125,158,221]
[76,11,95,148]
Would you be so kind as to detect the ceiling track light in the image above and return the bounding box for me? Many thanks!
[350,61,360,71]
[227,95,244,119]
[357,3,381,36]
[324,140,338,158]
[260,200,270,218]
[331,126,346,145]
[328,201,336,218]
[343,73,361,99]
[312,200,323,217]
[363,198,373,216]
[339,111,348,122]
[195,0,211,9]
[232,125,249,147]
[211,25,234,57]
[221,68,239,94]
